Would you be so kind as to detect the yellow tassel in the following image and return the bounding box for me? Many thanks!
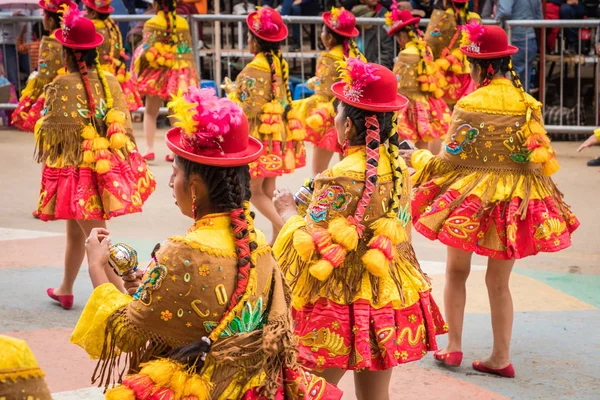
[451,64,463,74]
[169,370,188,399]
[95,159,111,174]
[263,102,273,114]
[292,230,315,262]
[328,217,359,251]
[259,123,272,135]
[542,158,560,176]
[183,374,212,400]
[81,124,97,140]
[83,150,95,164]
[436,58,450,71]
[272,102,284,114]
[93,137,110,150]
[105,385,136,400]
[105,108,126,124]
[370,218,407,245]
[362,249,391,278]
[110,132,130,149]
[306,113,324,131]
[529,147,550,163]
[141,359,177,387]
[309,259,334,281]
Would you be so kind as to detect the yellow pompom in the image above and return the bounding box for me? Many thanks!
[529,147,550,163]
[542,158,560,176]
[93,137,110,150]
[106,109,126,124]
[95,159,111,174]
[169,370,188,399]
[293,229,315,262]
[146,52,155,62]
[434,89,445,99]
[105,385,136,400]
[328,217,359,251]
[157,56,166,66]
[141,359,177,387]
[259,123,272,135]
[309,259,335,281]
[362,249,391,278]
[81,124,96,140]
[436,58,450,71]
[183,375,212,399]
[451,64,463,74]
[370,217,406,245]
[421,83,430,92]
[109,132,130,149]
[263,102,273,114]
[83,150,95,164]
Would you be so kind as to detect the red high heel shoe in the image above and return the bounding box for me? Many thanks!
[47,288,74,310]
[434,350,463,367]
[472,360,515,378]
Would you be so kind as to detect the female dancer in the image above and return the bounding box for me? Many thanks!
[83,0,143,111]
[71,88,342,400]
[133,0,197,161]
[12,0,72,132]
[425,0,480,107]
[37,5,155,309]
[386,3,451,153]
[403,25,579,377]
[224,7,303,243]
[273,58,446,400]
[297,6,364,176]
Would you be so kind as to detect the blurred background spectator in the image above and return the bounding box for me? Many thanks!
[351,0,394,69]
[559,0,599,54]
[280,0,321,51]
[0,8,35,90]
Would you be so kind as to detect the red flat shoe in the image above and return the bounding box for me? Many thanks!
[143,152,155,161]
[47,288,74,310]
[165,154,174,162]
[472,360,515,378]
[434,350,463,367]
[32,210,40,219]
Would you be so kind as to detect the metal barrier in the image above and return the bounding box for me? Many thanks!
[506,19,599,135]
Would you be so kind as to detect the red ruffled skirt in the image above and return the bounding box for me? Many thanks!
[306,125,342,153]
[397,95,452,142]
[292,293,447,371]
[442,72,475,106]
[37,151,155,221]
[136,66,198,101]
[119,78,143,112]
[13,95,45,133]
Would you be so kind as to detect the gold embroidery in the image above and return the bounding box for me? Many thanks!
[445,216,480,240]
[299,327,351,356]
[397,324,425,347]
[534,218,566,240]
[190,299,209,318]
[215,284,228,305]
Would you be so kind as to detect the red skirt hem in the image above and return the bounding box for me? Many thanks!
[305,127,342,153]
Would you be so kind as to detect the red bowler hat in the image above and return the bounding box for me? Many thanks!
[460,23,518,59]
[82,0,114,14]
[55,3,104,50]
[166,87,263,167]
[38,0,73,13]
[323,7,359,38]
[247,7,288,43]
[386,8,420,36]
[332,57,408,112]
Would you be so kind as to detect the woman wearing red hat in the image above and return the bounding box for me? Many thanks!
[386,2,451,154]
[83,0,143,112]
[425,0,480,107]
[36,4,155,310]
[295,7,365,176]
[273,58,446,399]
[12,0,73,132]
[71,88,342,400]
[133,0,198,162]
[224,7,303,244]
[403,24,579,378]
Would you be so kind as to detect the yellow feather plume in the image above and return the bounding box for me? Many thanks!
[167,93,199,136]
[328,217,359,251]
[309,259,335,281]
[362,249,391,278]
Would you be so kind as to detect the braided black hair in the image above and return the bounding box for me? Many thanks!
[468,56,511,86]
[324,25,347,48]
[155,0,177,42]
[44,10,61,31]
[342,103,394,146]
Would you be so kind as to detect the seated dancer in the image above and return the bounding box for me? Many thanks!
[71,88,342,400]
[273,58,447,400]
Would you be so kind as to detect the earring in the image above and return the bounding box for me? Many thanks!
[191,194,197,219]
[342,138,349,156]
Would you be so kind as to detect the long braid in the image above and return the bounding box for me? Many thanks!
[347,38,366,61]
[387,114,403,217]
[264,51,277,100]
[104,17,123,59]
[75,50,97,121]
[95,51,114,109]
[276,50,292,105]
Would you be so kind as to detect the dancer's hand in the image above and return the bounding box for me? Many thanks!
[577,134,599,152]
[273,188,297,223]
[86,228,111,271]
[398,149,415,168]
[122,269,144,296]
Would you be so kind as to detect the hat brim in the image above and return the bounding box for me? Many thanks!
[166,128,264,167]
[387,17,421,36]
[246,11,288,42]
[38,0,60,12]
[82,0,114,14]
[322,12,359,38]
[460,45,519,59]
[331,81,409,112]
[55,29,104,50]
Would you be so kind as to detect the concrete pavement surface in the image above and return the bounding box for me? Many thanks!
[1,126,599,399]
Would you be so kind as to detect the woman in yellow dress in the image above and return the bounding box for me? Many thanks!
[83,0,143,111]
[403,25,579,378]
[386,3,451,153]
[224,7,303,243]
[424,0,480,107]
[71,88,342,400]
[273,58,446,400]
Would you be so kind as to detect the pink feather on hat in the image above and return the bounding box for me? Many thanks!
[464,20,485,45]
[60,2,81,31]
[256,7,279,34]
[339,57,380,102]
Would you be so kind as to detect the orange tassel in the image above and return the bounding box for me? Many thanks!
[312,228,333,253]
[320,244,347,267]
[122,374,155,399]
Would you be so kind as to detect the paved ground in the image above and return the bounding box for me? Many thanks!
[1,126,599,400]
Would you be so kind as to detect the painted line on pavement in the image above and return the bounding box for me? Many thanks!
[0,227,62,241]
